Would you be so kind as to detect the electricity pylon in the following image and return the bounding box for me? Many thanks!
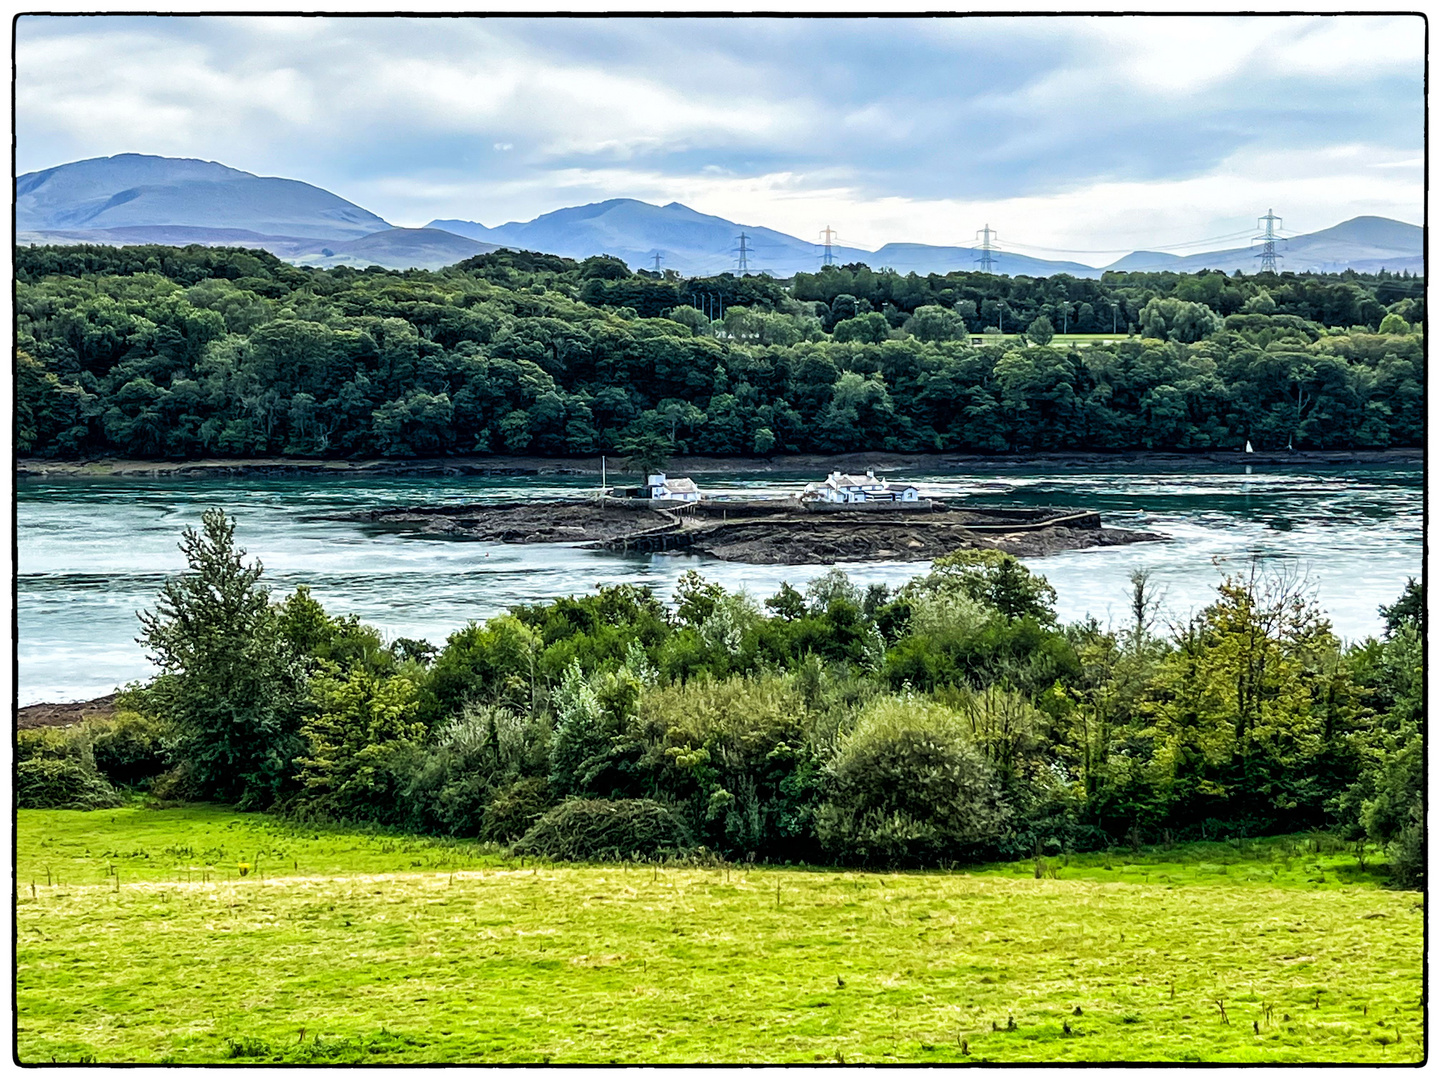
[1254,209,1283,273]
[734,232,752,275]
[819,226,838,267]
[975,224,1001,274]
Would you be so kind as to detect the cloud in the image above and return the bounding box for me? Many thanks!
[15,14,1424,250]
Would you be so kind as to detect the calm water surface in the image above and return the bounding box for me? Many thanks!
[16,462,1423,705]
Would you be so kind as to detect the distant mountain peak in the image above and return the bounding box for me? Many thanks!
[17,153,389,240]
[17,153,1424,279]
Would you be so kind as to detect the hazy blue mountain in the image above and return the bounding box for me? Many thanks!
[1102,217,1422,275]
[1100,250,1186,272]
[17,153,389,239]
[292,227,500,270]
[430,202,1147,279]
[867,242,1099,278]
[15,224,339,258]
[428,199,874,277]
[16,154,1423,279]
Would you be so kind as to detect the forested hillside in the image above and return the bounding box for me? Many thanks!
[15,244,1424,459]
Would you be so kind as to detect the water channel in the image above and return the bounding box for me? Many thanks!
[16,461,1423,705]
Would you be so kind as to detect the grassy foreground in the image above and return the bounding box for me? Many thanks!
[16,806,1424,1064]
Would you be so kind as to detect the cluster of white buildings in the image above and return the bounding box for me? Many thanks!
[799,469,921,504]
[630,468,920,505]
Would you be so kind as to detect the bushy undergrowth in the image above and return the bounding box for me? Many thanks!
[89,710,172,787]
[513,798,694,862]
[16,727,124,810]
[15,757,124,810]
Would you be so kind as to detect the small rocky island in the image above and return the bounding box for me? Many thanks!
[355,492,1162,565]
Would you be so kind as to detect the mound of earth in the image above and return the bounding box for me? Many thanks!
[689,522,1160,564]
[18,694,117,729]
[358,501,676,543]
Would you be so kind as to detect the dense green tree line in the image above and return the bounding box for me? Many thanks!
[16,243,1423,459]
[22,510,1423,886]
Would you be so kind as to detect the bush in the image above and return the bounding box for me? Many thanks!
[394,705,548,835]
[513,798,694,862]
[632,674,820,859]
[481,777,552,843]
[148,761,206,804]
[816,696,1011,867]
[88,710,172,787]
[1387,802,1425,890]
[16,757,123,810]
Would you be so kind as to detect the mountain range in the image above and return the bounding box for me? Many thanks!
[16,154,1424,278]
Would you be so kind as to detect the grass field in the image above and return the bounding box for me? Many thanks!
[16,805,1424,1064]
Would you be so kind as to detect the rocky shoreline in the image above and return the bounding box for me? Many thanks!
[16,447,1422,479]
[358,499,1164,564]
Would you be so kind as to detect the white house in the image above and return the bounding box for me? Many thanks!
[646,472,702,502]
[801,469,920,504]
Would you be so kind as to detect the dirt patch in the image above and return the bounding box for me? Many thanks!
[18,694,117,730]
[359,501,676,543]
[688,522,1161,564]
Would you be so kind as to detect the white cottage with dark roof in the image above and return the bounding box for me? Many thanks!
[646,472,702,502]
[801,469,920,504]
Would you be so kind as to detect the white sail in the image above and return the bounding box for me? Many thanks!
[1245,440,1254,453]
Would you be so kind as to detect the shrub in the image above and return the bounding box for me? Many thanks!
[632,674,820,859]
[513,798,693,862]
[148,761,206,804]
[548,663,639,799]
[16,757,123,810]
[394,705,546,835]
[88,710,172,787]
[294,666,425,818]
[816,696,1011,867]
[481,776,552,842]
[1387,801,1425,890]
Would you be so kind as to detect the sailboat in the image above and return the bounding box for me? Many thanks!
[1245,440,1254,453]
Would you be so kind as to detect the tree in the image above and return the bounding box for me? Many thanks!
[923,549,1058,623]
[137,509,300,804]
[615,428,672,481]
[1139,298,1220,344]
[904,305,967,343]
[1025,315,1055,346]
[295,666,424,816]
[1142,560,1350,826]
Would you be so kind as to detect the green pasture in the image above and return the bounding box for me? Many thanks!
[16,805,1423,1064]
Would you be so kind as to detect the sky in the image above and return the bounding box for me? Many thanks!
[14,14,1425,260]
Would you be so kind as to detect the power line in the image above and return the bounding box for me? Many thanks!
[1003,227,1259,257]
[974,224,1000,274]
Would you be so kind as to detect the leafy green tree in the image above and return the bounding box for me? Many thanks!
[816,696,1011,866]
[904,304,968,342]
[1142,562,1351,827]
[922,549,1058,623]
[295,666,425,817]
[1025,315,1055,346]
[137,509,300,805]
[615,428,672,480]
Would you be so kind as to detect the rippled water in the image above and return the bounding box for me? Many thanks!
[16,461,1423,705]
